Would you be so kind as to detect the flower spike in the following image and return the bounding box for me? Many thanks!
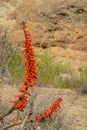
[10,21,37,111]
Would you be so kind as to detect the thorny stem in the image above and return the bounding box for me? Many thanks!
[0,99,19,120]
[2,121,22,130]
[20,115,28,129]
[1,112,33,130]
[0,91,27,121]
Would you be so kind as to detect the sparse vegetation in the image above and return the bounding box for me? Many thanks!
[35,50,85,89]
[0,32,13,70]
[8,52,24,82]
[0,32,24,83]
[0,37,87,90]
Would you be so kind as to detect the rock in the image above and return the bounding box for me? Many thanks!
[59,73,72,81]
[80,83,87,94]
[0,68,6,78]
[0,68,11,84]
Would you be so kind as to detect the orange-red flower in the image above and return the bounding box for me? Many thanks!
[30,98,63,125]
[10,21,37,111]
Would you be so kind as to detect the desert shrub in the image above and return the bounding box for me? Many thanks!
[36,52,62,86]
[36,50,79,88]
[8,52,24,82]
[0,32,13,69]
[0,32,24,83]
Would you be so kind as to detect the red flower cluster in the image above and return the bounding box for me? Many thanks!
[10,21,37,111]
[22,21,37,88]
[30,98,63,125]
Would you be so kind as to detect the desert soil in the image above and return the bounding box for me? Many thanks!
[0,84,87,130]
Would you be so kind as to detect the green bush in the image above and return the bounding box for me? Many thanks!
[36,50,79,88]
[36,52,61,86]
[8,52,24,82]
[0,32,24,82]
[0,32,13,69]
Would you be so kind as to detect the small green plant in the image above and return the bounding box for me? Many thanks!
[36,52,61,86]
[8,52,24,81]
[0,32,13,69]
[0,31,25,83]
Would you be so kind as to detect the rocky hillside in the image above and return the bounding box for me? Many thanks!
[0,0,87,51]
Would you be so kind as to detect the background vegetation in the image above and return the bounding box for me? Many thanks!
[0,33,87,93]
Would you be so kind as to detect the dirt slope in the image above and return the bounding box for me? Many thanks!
[0,84,87,130]
[0,0,87,52]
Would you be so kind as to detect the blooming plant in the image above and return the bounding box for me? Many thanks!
[0,21,63,130]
